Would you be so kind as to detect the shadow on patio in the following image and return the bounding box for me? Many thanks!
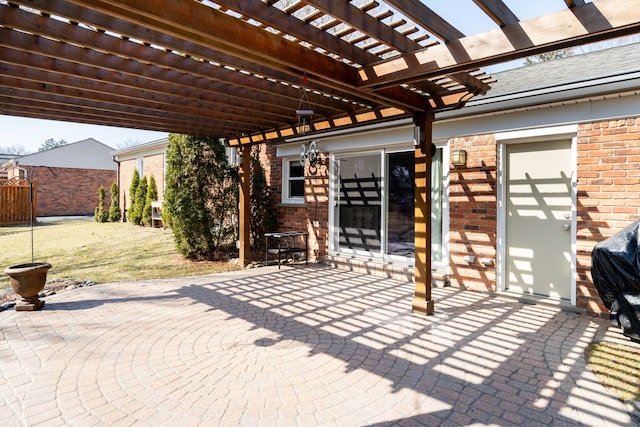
[0,265,634,426]
[168,266,632,426]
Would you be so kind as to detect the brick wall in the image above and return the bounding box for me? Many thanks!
[263,144,329,261]
[23,166,116,217]
[448,134,498,293]
[576,117,640,314]
[445,117,640,314]
[119,159,136,216]
[118,153,165,219]
[252,118,640,315]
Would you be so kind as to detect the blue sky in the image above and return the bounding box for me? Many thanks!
[0,0,603,153]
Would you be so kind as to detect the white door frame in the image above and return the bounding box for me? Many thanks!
[496,125,578,305]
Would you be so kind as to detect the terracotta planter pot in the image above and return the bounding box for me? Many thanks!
[4,262,51,311]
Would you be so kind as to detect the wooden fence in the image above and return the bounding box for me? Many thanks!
[0,179,37,225]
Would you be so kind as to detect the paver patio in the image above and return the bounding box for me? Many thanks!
[0,265,636,426]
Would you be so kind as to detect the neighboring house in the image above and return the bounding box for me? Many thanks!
[111,138,168,220]
[0,153,18,181]
[5,138,117,217]
[111,137,238,221]
[263,42,640,316]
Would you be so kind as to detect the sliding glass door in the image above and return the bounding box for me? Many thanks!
[386,151,415,257]
[332,148,444,263]
[333,152,382,256]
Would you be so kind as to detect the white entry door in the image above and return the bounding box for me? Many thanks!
[505,140,572,300]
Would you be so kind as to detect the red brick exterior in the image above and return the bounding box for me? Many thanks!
[143,154,165,201]
[20,166,116,217]
[262,144,329,262]
[576,118,640,314]
[118,153,165,218]
[265,116,640,315]
[448,134,498,293]
[439,117,640,315]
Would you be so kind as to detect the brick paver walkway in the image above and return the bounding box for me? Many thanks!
[0,265,636,426]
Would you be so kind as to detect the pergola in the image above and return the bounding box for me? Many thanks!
[1,0,639,314]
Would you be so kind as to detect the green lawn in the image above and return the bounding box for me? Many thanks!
[0,218,239,292]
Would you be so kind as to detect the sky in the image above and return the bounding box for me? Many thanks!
[0,0,605,154]
[0,116,167,154]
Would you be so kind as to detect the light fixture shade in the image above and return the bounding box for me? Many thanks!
[451,149,467,167]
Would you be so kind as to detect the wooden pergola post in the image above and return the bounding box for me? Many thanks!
[413,112,435,315]
[238,145,251,267]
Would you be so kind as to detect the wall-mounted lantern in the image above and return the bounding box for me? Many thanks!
[451,149,467,167]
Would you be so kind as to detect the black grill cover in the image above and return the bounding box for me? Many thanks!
[591,221,640,341]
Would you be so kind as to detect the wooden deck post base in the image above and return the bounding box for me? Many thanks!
[412,297,434,315]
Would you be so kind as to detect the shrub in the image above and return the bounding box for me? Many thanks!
[127,169,140,223]
[108,182,122,222]
[94,185,109,223]
[142,175,158,227]
[250,149,276,249]
[163,134,238,259]
[131,176,147,226]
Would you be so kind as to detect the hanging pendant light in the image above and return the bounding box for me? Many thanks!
[296,74,314,135]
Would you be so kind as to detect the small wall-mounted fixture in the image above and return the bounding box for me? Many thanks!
[463,255,475,263]
[300,140,320,167]
[451,149,467,167]
[480,258,494,266]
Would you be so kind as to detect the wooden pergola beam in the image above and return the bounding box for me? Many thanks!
[472,0,520,27]
[358,0,640,89]
[0,8,354,118]
[11,0,381,111]
[0,90,252,134]
[383,0,465,41]
[63,0,428,112]
[565,0,587,7]
[0,77,273,131]
[0,47,291,126]
[0,100,241,136]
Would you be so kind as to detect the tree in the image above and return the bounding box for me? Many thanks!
[250,149,276,249]
[163,134,238,259]
[108,181,122,222]
[116,139,143,149]
[0,144,28,155]
[94,185,109,223]
[524,48,574,66]
[131,176,147,225]
[127,169,140,223]
[142,175,158,227]
[39,138,68,152]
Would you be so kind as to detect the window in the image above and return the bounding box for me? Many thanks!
[282,158,305,203]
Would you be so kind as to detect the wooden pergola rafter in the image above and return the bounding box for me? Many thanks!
[1,0,639,314]
[1,0,636,144]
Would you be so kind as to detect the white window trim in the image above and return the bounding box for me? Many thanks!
[281,157,305,205]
